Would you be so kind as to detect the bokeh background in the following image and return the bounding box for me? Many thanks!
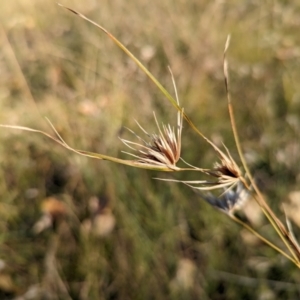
[1,0,300,299]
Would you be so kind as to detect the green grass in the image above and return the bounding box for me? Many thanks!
[1,0,300,299]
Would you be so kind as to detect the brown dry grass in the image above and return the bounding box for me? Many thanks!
[1,0,300,299]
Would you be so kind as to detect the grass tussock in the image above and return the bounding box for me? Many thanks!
[1,1,300,299]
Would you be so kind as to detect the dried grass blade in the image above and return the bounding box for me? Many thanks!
[57,4,178,110]
[57,3,211,142]
[0,124,174,172]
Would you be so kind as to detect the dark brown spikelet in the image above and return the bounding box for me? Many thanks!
[120,111,183,170]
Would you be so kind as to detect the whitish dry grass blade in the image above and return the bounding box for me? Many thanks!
[195,183,249,214]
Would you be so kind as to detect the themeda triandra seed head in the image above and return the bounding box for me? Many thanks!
[120,109,183,171]
[205,143,243,190]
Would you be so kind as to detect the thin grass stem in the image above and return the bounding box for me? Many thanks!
[223,35,300,266]
[230,215,299,266]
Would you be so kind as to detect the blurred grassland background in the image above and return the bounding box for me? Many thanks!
[1,0,300,299]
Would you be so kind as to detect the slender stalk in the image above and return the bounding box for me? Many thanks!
[58,4,226,153]
[260,205,300,264]
[223,36,300,265]
[230,215,299,266]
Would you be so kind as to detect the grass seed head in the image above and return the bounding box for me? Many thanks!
[121,107,183,171]
[205,143,243,190]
